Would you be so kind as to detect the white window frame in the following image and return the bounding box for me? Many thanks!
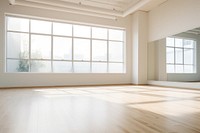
[166,37,196,73]
[5,15,126,73]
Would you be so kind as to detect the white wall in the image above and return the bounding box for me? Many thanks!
[0,0,132,87]
[156,39,167,81]
[148,0,200,42]
[148,39,167,81]
[147,41,156,80]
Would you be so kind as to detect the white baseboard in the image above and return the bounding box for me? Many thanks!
[148,80,200,90]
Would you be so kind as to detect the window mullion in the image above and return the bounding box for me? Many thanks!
[90,27,92,73]
[51,22,53,72]
[29,19,31,72]
[107,29,109,73]
[183,46,185,73]
[174,38,176,73]
[5,17,8,72]
[72,25,74,73]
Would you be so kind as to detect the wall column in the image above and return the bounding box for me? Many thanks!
[132,11,148,84]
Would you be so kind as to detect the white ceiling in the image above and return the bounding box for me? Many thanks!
[9,0,168,19]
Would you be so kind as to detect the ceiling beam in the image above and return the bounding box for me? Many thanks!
[25,0,123,16]
[123,0,152,17]
[14,0,117,19]
[9,0,165,19]
[9,0,15,5]
[191,29,200,32]
[185,31,199,35]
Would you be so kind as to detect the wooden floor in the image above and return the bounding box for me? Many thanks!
[0,85,200,133]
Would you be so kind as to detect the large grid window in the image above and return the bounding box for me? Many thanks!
[166,37,196,73]
[6,16,125,73]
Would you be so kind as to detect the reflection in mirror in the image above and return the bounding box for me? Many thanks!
[148,27,200,82]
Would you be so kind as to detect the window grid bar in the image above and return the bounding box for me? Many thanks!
[7,30,124,43]
[72,25,74,73]
[48,34,72,38]
[90,27,92,73]
[107,29,109,73]
[173,38,176,73]
[29,19,31,72]
[183,40,185,73]
[167,63,194,65]
[7,30,29,34]
[5,17,8,72]
[167,46,194,50]
[51,22,53,72]
[7,58,124,63]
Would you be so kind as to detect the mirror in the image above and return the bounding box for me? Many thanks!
[148,27,200,82]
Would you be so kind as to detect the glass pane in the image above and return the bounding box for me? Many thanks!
[92,27,107,39]
[184,49,193,64]
[175,48,183,64]
[92,63,107,73]
[53,61,72,73]
[184,65,194,73]
[7,32,29,59]
[175,65,183,73]
[175,38,183,47]
[184,39,194,48]
[109,41,123,62]
[53,22,72,36]
[109,29,124,41]
[166,48,174,63]
[73,25,90,38]
[7,59,29,72]
[166,37,174,47]
[31,20,51,34]
[74,62,90,73]
[31,61,51,72]
[109,63,123,73]
[31,35,51,59]
[167,64,174,73]
[53,37,72,60]
[92,40,107,61]
[7,17,29,32]
[74,38,90,61]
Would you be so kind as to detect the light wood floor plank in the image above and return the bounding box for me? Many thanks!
[0,85,200,133]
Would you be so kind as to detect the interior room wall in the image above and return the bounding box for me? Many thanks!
[156,39,167,81]
[148,0,200,42]
[148,39,167,81]
[147,41,156,80]
[0,0,132,87]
